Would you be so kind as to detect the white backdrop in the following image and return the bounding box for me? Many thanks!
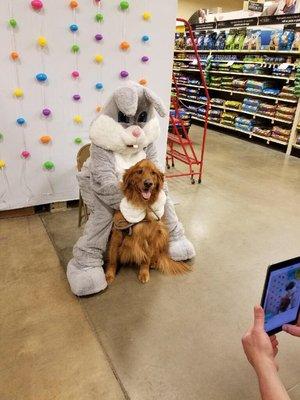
[0,0,177,210]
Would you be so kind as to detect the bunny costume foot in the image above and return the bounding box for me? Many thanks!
[67,82,196,296]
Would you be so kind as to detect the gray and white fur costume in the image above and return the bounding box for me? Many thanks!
[67,82,195,296]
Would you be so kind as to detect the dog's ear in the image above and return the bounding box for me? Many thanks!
[122,166,133,192]
[156,169,164,190]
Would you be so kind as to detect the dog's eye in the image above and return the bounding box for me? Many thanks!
[137,169,143,175]
[137,111,147,123]
[118,111,130,124]
[151,171,156,176]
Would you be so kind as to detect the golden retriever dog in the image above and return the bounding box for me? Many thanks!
[105,159,190,284]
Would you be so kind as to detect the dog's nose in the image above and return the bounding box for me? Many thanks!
[144,180,153,189]
[132,128,141,138]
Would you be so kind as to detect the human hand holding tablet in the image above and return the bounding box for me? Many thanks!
[261,256,300,336]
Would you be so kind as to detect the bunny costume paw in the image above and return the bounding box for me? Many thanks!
[169,237,196,261]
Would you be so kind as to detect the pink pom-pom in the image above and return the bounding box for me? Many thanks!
[31,0,43,10]
[71,70,80,78]
[21,150,30,159]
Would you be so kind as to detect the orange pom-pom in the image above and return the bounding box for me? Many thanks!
[40,135,52,144]
[11,51,19,61]
[120,41,130,50]
[139,79,147,86]
[96,105,102,112]
[70,0,78,9]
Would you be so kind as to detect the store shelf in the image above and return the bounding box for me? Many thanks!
[209,69,295,82]
[191,115,288,146]
[173,81,298,104]
[177,96,293,124]
[174,49,300,55]
[174,58,296,67]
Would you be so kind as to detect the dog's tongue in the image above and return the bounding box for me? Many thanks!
[142,190,151,200]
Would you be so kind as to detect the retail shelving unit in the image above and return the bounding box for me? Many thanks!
[173,37,300,155]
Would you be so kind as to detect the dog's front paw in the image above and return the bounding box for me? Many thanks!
[138,270,150,284]
[105,270,116,284]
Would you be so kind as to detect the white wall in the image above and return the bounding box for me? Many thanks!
[0,0,177,210]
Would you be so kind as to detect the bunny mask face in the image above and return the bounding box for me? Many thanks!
[89,82,166,155]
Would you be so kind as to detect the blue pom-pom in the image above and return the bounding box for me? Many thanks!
[17,117,26,125]
[70,24,78,32]
[95,82,104,90]
[142,35,150,42]
[36,72,47,82]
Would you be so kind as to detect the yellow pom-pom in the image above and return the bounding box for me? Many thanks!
[0,160,6,169]
[38,36,47,47]
[13,88,24,98]
[94,54,104,63]
[142,11,151,20]
[73,115,83,124]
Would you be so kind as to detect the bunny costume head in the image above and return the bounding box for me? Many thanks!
[90,82,167,155]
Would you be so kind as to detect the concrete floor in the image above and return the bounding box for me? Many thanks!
[1,127,300,399]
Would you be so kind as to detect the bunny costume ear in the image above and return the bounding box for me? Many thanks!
[143,86,167,117]
[113,85,138,116]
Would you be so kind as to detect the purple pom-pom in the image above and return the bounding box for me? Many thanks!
[141,56,149,62]
[42,108,51,117]
[73,94,81,101]
[95,33,103,41]
[120,70,129,78]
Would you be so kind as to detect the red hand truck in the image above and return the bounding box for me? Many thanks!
[166,17,210,184]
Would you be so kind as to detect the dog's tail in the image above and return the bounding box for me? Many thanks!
[156,254,191,275]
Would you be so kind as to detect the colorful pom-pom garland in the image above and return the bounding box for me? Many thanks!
[40,135,52,144]
[31,0,43,11]
[120,41,130,51]
[142,12,151,20]
[43,160,54,170]
[73,114,83,123]
[13,88,24,98]
[70,24,78,32]
[37,36,47,47]
[119,1,129,10]
[42,108,51,117]
[95,33,103,41]
[9,19,17,28]
[11,51,19,61]
[95,82,103,90]
[95,13,104,22]
[36,72,48,82]
[21,150,30,159]
[120,70,129,78]
[94,54,104,63]
[71,70,80,78]
[16,117,26,125]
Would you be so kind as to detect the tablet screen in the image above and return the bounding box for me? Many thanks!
[263,260,300,333]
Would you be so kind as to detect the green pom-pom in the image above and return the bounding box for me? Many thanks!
[95,13,104,22]
[0,133,3,141]
[74,137,82,144]
[120,1,129,10]
[9,18,17,28]
[71,44,80,53]
[43,161,54,170]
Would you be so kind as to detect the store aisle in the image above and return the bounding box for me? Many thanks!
[41,126,300,400]
[1,127,300,400]
[0,216,125,400]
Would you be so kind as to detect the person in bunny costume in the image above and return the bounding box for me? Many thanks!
[67,81,195,296]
